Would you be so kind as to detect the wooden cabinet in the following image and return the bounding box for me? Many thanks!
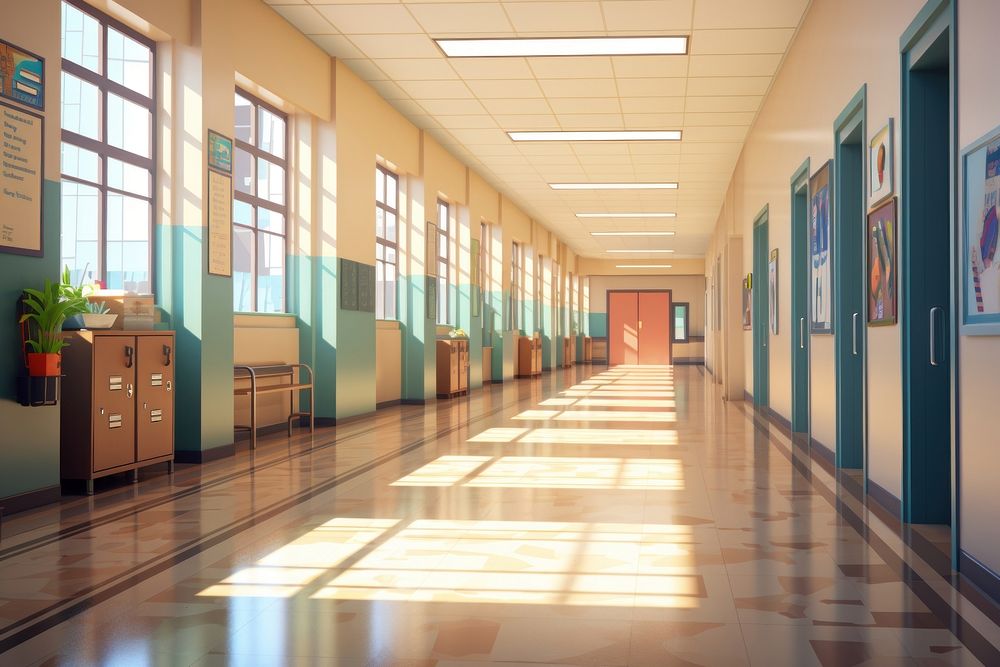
[583,336,593,363]
[61,331,175,492]
[436,338,469,398]
[561,337,573,368]
[517,334,542,377]
[482,345,492,383]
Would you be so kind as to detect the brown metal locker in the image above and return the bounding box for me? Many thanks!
[91,336,137,472]
[136,336,174,461]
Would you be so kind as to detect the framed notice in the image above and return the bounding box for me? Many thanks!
[0,101,43,256]
[358,262,375,313]
[340,258,358,310]
[809,160,834,334]
[0,39,45,111]
[207,130,233,174]
[207,170,232,276]
[867,198,897,326]
[962,125,1000,333]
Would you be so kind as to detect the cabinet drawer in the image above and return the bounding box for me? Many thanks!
[137,335,175,461]
[92,337,137,472]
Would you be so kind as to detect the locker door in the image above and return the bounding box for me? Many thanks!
[92,336,137,472]
[136,336,174,461]
[608,291,639,366]
[638,292,671,365]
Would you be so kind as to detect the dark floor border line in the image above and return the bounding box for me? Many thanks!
[0,381,539,652]
[868,478,903,519]
[767,407,792,434]
[959,551,1000,611]
[401,398,427,405]
[740,403,1000,665]
[174,443,236,464]
[810,436,835,466]
[376,399,401,409]
[0,486,61,518]
[0,390,480,562]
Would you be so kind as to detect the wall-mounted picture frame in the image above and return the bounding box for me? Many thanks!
[207,170,232,277]
[809,160,834,334]
[869,119,894,207]
[0,39,45,111]
[768,249,779,335]
[742,274,752,331]
[340,258,358,311]
[961,125,1000,334]
[0,101,43,256]
[207,130,233,174]
[426,280,437,321]
[867,197,897,326]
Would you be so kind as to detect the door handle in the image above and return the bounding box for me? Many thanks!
[125,345,134,369]
[852,313,859,356]
[799,317,805,350]
[638,320,643,330]
[930,306,943,366]
[163,345,172,366]
[126,383,134,399]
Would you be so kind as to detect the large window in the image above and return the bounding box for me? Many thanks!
[511,242,522,332]
[375,165,398,319]
[233,89,287,313]
[60,0,155,292]
[436,200,450,324]
[672,302,690,343]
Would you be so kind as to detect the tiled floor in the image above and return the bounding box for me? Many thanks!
[0,365,996,665]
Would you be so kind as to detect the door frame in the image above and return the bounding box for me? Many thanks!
[899,0,959,545]
[833,85,868,471]
[752,206,770,407]
[605,288,674,365]
[790,158,811,434]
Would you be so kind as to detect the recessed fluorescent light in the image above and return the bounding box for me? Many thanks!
[591,231,675,237]
[508,130,681,142]
[435,36,688,58]
[616,264,673,269]
[608,249,675,253]
[550,182,678,190]
[577,212,677,218]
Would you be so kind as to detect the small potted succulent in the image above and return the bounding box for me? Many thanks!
[60,266,118,330]
[19,278,88,376]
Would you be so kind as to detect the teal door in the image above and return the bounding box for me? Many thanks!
[791,162,811,432]
[752,209,769,407]
[834,90,866,469]
[901,6,953,525]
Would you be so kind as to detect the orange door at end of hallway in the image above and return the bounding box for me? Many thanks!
[609,291,639,366]
[638,291,671,365]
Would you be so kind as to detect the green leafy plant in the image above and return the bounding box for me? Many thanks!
[85,301,110,314]
[20,279,88,354]
[449,327,468,338]
[60,264,96,302]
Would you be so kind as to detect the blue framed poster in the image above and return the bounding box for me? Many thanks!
[962,124,1000,334]
[207,130,233,174]
[0,39,44,111]
[809,160,834,334]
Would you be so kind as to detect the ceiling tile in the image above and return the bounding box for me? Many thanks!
[342,59,390,81]
[557,114,624,129]
[502,1,606,32]
[611,55,689,79]
[684,95,761,112]
[439,115,498,128]
[417,98,489,115]
[685,76,771,96]
[450,57,534,79]
[688,54,782,77]
[271,4,337,33]
[397,79,473,98]
[373,58,457,80]
[622,113,685,127]
[691,28,795,55]
[547,98,621,114]
[692,0,809,29]
[315,4,423,34]
[600,0,694,31]
[481,98,554,115]
[407,2,513,33]
[616,77,686,97]
[309,34,364,59]
[539,78,618,98]
[528,57,614,79]
[493,114,562,130]
[682,111,755,126]
[467,79,544,98]
[620,97,686,113]
[346,33,441,59]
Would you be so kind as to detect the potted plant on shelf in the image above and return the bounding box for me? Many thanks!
[60,265,117,330]
[19,279,88,376]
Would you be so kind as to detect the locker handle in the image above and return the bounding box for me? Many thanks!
[163,345,172,367]
[127,383,134,399]
[125,345,134,369]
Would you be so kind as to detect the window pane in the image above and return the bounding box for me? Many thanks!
[61,72,100,139]
[234,199,253,227]
[438,231,448,258]
[106,192,150,242]
[258,107,285,158]
[107,157,150,197]
[233,225,254,311]
[385,211,396,243]
[385,246,396,265]
[257,208,284,234]
[107,28,151,97]
[235,93,253,143]
[257,233,285,313]
[375,168,384,204]
[385,262,397,320]
[60,181,100,283]
[438,203,448,230]
[61,143,100,184]
[376,206,384,239]
[386,173,397,209]
[257,158,285,205]
[107,93,151,158]
[61,2,101,73]
[375,259,385,319]
[376,242,384,261]
[106,192,151,292]
[234,148,253,195]
[437,275,447,324]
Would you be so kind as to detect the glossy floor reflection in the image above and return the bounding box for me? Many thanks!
[0,365,996,666]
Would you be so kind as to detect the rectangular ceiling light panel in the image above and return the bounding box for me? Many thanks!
[509,130,681,142]
[591,231,675,236]
[550,182,678,190]
[436,36,688,58]
[576,213,677,218]
[616,264,674,269]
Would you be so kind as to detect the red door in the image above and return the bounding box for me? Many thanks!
[608,291,639,366]
[638,292,671,365]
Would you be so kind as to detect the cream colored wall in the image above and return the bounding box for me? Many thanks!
[376,320,402,404]
[233,315,300,428]
[709,0,923,495]
[958,0,1000,576]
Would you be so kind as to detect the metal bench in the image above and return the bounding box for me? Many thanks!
[234,363,315,449]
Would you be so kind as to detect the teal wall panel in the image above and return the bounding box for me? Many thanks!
[589,313,608,338]
[401,273,435,401]
[0,180,61,501]
[336,306,376,418]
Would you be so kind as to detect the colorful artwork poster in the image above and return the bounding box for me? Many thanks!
[742,279,752,331]
[207,130,233,174]
[963,133,1000,330]
[768,249,779,335]
[0,40,44,111]
[869,119,894,206]
[809,160,833,333]
[867,198,897,326]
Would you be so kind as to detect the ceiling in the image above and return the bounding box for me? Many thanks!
[263,0,811,260]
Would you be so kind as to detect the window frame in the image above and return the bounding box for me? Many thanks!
[232,87,289,313]
[510,241,521,332]
[672,301,690,343]
[60,0,156,293]
[436,199,450,325]
[375,164,399,320]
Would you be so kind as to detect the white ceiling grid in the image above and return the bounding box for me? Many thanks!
[264,0,810,259]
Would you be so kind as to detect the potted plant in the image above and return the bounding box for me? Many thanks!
[19,279,88,376]
[60,265,117,330]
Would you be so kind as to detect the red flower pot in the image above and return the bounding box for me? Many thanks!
[27,352,62,377]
